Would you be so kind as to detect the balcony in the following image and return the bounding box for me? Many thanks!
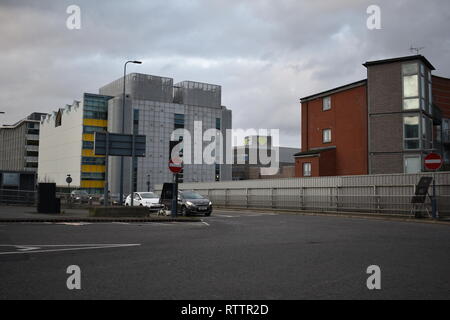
[25,156,39,163]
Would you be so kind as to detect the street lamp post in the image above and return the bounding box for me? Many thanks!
[119,60,142,206]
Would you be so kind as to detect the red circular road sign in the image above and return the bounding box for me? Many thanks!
[424,153,443,171]
[168,159,183,174]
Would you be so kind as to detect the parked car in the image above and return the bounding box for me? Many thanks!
[70,190,90,203]
[177,190,212,216]
[99,193,125,206]
[125,192,164,211]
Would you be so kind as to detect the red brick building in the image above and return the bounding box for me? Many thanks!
[295,55,450,177]
[295,80,368,177]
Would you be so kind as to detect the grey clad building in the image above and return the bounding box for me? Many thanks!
[0,112,47,172]
[99,73,232,194]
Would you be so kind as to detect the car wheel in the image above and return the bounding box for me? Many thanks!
[181,206,188,216]
[205,212,211,217]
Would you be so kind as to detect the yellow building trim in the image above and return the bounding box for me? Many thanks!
[82,149,105,157]
[81,165,105,173]
[80,180,105,188]
[83,119,108,127]
[83,133,94,141]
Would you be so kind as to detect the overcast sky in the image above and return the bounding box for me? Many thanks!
[1,0,449,147]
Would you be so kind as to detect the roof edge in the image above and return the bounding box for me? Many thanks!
[300,80,367,102]
[363,55,435,71]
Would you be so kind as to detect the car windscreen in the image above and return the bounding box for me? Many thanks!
[180,191,204,199]
[140,192,158,199]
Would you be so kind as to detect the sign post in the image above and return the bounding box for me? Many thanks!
[66,174,72,208]
[94,131,146,207]
[168,160,183,217]
[424,153,443,219]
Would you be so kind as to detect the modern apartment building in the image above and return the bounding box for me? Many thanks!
[38,73,232,194]
[38,93,112,194]
[0,112,47,172]
[295,55,450,177]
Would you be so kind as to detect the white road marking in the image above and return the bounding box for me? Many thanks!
[54,222,92,226]
[201,221,210,226]
[16,245,40,252]
[0,244,140,256]
[215,214,234,218]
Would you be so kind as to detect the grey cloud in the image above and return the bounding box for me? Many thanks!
[0,0,449,148]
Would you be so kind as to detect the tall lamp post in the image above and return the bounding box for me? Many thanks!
[119,60,142,206]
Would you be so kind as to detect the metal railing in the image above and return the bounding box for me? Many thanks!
[0,189,37,205]
[192,184,450,217]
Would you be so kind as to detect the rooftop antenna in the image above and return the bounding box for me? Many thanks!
[410,45,425,55]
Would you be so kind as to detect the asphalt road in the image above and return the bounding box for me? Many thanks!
[0,210,449,300]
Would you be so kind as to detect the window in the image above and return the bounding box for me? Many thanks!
[404,155,421,174]
[323,129,332,143]
[81,172,105,181]
[174,113,185,130]
[55,110,62,127]
[323,97,331,111]
[216,118,221,130]
[403,115,420,150]
[402,63,420,110]
[303,163,312,177]
[83,125,107,134]
[81,157,105,165]
[403,75,419,97]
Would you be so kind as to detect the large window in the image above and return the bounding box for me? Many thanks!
[323,96,331,111]
[303,163,312,177]
[403,115,420,150]
[322,129,332,143]
[404,155,421,174]
[402,63,420,110]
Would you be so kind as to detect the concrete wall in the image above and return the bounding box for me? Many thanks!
[38,104,83,187]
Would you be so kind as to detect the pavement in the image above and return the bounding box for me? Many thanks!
[0,207,449,300]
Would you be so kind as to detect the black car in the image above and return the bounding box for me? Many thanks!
[158,184,213,216]
[178,190,212,216]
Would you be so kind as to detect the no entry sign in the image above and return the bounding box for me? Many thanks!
[424,153,443,171]
[168,159,183,174]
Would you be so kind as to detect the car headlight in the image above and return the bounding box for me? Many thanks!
[209,201,212,206]
[186,201,194,207]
